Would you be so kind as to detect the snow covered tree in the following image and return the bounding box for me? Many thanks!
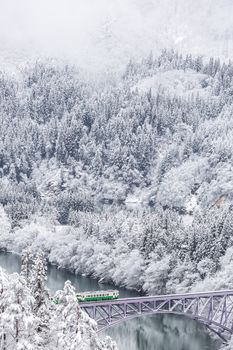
[143,253,171,294]
[30,252,51,348]
[0,265,118,350]
[0,272,41,350]
[51,280,117,350]
[30,252,49,313]
[21,249,33,283]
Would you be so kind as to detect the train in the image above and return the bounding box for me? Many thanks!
[76,289,119,302]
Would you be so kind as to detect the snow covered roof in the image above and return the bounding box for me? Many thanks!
[77,290,118,296]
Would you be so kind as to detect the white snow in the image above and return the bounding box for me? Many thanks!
[186,195,198,213]
[183,195,199,226]
[0,264,118,350]
[133,69,210,98]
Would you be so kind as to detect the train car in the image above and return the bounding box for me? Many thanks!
[77,289,119,302]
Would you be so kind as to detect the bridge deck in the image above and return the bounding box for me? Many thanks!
[80,289,233,307]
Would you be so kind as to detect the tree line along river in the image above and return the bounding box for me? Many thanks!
[0,251,221,350]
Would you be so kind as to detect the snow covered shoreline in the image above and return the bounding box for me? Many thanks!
[1,205,233,298]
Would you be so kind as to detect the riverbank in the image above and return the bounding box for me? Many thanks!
[1,209,233,298]
[0,211,146,292]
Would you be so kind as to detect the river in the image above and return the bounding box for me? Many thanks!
[0,251,221,350]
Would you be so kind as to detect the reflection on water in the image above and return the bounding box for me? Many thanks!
[0,252,221,350]
[0,251,21,274]
[46,263,138,297]
[106,314,221,350]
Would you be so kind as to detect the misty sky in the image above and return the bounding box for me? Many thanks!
[0,0,233,71]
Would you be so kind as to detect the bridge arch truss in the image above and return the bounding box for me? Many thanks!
[80,290,233,341]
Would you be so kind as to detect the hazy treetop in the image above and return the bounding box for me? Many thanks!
[0,0,233,71]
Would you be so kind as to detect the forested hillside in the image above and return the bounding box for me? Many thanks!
[1,50,233,293]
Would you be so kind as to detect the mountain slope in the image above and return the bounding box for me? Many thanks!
[0,51,233,297]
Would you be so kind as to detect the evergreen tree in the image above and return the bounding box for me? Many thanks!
[21,249,33,284]
[0,273,41,350]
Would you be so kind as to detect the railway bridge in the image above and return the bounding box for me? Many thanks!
[80,289,233,341]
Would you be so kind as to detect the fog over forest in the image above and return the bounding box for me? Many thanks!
[1,0,233,71]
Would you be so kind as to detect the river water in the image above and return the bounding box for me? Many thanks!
[0,252,221,350]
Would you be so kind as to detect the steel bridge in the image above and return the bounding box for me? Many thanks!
[80,290,233,341]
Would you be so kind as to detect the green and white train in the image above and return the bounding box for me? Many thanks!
[77,290,119,302]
